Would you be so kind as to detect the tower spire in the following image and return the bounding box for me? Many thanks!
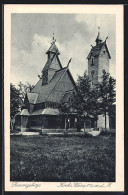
[52,25,55,41]
[95,26,102,46]
[98,26,100,32]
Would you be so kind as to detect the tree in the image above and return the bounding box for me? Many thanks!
[61,72,98,132]
[98,72,116,130]
[10,83,22,119]
[10,82,34,118]
[71,72,92,114]
[18,82,34,103]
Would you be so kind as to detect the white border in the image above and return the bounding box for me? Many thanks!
[4,4,124,191]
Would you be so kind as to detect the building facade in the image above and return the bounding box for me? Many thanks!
[16,39,79,131]
[87,29,111,88]
[87,29,111,129]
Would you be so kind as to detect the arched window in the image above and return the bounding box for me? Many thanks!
[102,69,106,74]
[91,70,95,79]
[91,57,94,65]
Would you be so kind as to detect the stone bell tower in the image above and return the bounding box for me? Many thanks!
[87,27,111,129]
[87,27,111,88]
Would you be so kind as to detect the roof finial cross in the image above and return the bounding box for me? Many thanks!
[98,26,100,32]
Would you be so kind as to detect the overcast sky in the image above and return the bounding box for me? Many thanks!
[11,13,116,86]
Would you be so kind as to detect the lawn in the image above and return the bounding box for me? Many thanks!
[10,133,115,182]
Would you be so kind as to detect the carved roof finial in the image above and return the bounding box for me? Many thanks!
[67,58,72,68]
[105,36,108,42]
[53,25,55,41]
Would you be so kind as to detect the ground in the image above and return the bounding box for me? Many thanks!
[10,133,115,182]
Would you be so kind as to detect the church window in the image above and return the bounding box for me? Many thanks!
[103,51,106,54]
[102,69,106,74]
[91,70,95,79]
[91,57,94,65]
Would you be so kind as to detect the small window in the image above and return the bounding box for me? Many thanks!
[91,70,95,79]
[102,69,106,74]
[91,57,94,64]
[103,51,106,54]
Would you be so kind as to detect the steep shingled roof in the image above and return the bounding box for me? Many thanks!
[47,90,64,103]
[46,41,60,55]
[43,59,52,71]
[61,91,73,103]
[43,55,62,72]
[87,41,111,59]
[27,92,38,104]
[31,67,68,103]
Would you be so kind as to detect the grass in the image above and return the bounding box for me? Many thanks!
[10,133,115,182]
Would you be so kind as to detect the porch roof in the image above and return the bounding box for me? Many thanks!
[31,108,60,116]
[20,109,30,116]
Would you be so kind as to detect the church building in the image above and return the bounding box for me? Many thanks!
[16,38,77,132]
[87,28,111,129]
[15,29,113,132]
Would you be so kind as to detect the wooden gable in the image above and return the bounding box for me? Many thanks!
[56,70,75,92]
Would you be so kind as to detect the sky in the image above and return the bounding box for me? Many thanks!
[11,13,116,86]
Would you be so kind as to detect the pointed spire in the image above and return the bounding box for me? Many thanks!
[46,39,60,55]
[52,25,55,41]
[95,26,102,46]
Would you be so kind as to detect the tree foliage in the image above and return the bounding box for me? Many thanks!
[10,83,22,119]
[61,71,116,130]
[18,82,34,103]
[98,72,116,113]
[10,82,34,119]
[68,72,99,117]
[98,72,116,130]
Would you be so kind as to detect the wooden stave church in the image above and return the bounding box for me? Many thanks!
[15,39,81,132]
[15,30,114,131]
